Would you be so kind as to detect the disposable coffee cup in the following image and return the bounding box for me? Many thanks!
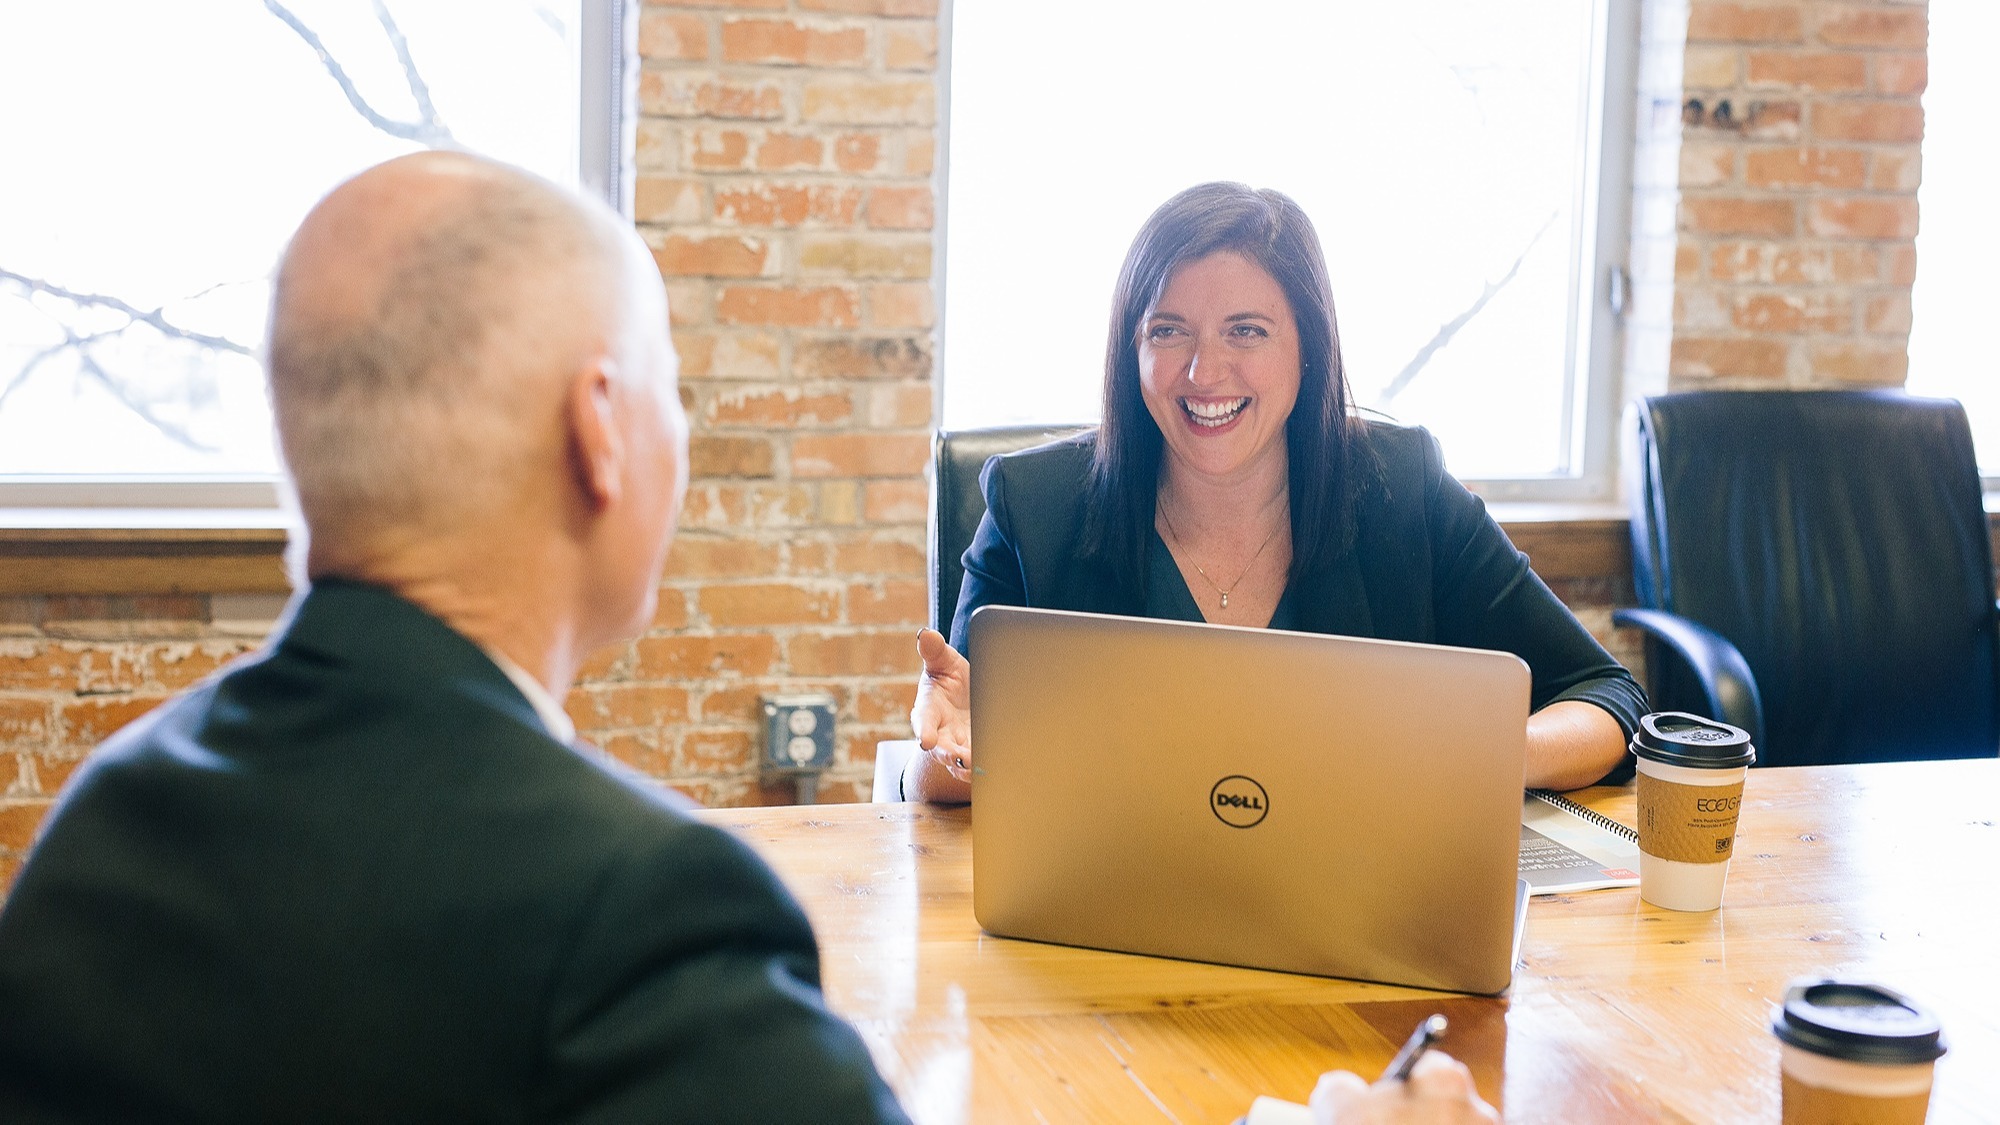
[1629,711,1754,911]
[1773,979,1945,1124]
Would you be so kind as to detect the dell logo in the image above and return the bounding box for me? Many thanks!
[1210,775,1269,829]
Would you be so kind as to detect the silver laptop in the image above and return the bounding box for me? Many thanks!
[970,605,1531,995]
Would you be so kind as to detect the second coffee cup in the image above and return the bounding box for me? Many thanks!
[1629,711,1755,911]
[1773,978,1945,1125]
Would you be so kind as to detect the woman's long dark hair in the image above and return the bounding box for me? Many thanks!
[1082,182,1369,583]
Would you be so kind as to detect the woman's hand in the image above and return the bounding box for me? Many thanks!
[907,628,974,801]
[1309,1052,1498,1124]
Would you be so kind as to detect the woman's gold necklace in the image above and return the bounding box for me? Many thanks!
[1157,506,1283,610]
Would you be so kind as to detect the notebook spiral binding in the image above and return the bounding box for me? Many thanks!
[1528,789,1640,843]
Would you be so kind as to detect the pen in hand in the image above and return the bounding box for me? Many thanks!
[1382,1014,1448,1082]
[1234,1013,1472,1125]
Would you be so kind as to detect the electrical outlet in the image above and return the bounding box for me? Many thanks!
[761,693,836,774]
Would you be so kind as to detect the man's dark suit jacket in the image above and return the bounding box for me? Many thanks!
[0,580,908,1124]
[948,423,1648,740]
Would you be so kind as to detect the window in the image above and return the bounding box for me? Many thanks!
[0,1,630,507]
[1904,1,1998,477]
[940,0,1636,497]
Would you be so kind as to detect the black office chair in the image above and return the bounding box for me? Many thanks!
[1614,390,2000,767]
[874,423,1094,800]
[926,423,1094,632]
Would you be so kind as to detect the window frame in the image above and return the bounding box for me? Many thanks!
[0,0,635,525]
[1468,0,1639,505]
[1899,0,1997,490]
[934,0,1643,506]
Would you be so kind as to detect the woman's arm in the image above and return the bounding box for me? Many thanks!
[1413,430,1645,787]
[1525,699,1627,791]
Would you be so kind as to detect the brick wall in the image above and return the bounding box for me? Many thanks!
[0,0,1934,891]
[575,0,941,808]
[1668,0,1926,387]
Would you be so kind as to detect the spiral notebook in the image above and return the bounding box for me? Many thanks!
[1520,790,1641,895]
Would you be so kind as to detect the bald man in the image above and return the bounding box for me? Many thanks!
[0,154,908,1124]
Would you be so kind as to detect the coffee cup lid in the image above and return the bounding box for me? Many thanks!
[1771,980,1946,1065]
[1629,711,1755,769]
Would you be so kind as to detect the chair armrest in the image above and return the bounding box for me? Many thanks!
[872,739,921,802]
[1611,607,1766,748]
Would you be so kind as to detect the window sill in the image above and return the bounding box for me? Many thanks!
[1488,501,1631,581]
[0,517,290,596]
[3,502,1995,597]
[1,505,1632,595]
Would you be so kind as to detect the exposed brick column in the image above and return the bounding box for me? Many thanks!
[1624,0,1693,401]
[562,0,941,806]
[1669,0,1927,388]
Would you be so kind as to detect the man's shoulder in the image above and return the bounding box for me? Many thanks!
[33,650,690,854]
[3,625,800,988]
[0,661,849,1121]
[37,674,246,814]
[13,576,787,961]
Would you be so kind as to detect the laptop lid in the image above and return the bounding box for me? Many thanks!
[969,605,1530,995]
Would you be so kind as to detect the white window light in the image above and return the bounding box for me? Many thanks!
[939,0,1638,500]
[0,0,632,519]
[1906,0,2000,479]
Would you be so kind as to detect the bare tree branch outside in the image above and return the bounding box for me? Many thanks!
[0,268,261,452]
[1372,212,1560,411]
[0,2,577,476]
[262,0,459,150]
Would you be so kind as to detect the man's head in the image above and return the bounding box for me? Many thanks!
[268,152,687,649]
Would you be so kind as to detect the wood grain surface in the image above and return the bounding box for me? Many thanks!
[702,761,1997,1123]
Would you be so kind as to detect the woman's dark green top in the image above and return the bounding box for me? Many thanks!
[1143,524,1303,628]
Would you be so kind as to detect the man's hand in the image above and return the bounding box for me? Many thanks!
[911,629,973,783]
[1310,1052,1498,1124]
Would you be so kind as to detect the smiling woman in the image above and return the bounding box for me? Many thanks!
[1092,185,1360,630]
[906,183,1648,803]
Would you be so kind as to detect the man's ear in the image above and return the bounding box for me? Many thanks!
[568,361,624,512]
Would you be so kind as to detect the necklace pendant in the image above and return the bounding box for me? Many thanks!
[1220,593,1229,609]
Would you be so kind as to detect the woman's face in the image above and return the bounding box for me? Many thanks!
[1137,249,1301,487]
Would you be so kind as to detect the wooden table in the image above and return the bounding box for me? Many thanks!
[702,761,1998,1123]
